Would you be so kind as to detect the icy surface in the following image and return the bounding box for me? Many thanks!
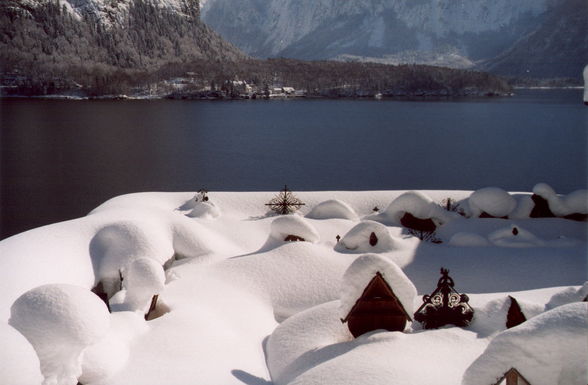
[0,190,586,385]
[462,302,588,385]
[9,284,110,385]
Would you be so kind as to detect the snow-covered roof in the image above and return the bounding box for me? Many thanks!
[339,254,417,320]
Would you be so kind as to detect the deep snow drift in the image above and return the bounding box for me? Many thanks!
[0,187,586,385]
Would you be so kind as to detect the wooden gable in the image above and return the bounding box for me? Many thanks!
[506,296,527,329]
[493,368,531,385]
[342,272,411,337]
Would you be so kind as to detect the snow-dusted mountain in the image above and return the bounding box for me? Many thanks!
[1,0,245,80]
[201,0,587,78]
[14,0,200,25]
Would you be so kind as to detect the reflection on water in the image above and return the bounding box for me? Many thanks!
[1,89,586,239]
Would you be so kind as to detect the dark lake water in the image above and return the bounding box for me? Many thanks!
[1,89,586,239]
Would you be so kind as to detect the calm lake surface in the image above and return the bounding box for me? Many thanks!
[1,89,586,239]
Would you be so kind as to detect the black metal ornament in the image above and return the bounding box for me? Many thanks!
[265,185,305,215]
[414,268,474,329]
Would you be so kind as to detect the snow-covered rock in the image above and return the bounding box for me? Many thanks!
[336,220,398,253]
[121,258,166,313]
[462,302,588,385]
[339,254,417,320]
[380,191,454,226]
[0,323,43,385]
[468,187,517,218]
[306,199,358,220]
[9,284,110,385]
[269,215,320,243]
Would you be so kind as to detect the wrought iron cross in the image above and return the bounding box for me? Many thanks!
[265,185,305,215]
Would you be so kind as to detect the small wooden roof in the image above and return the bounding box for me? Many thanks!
[342,272,412,323]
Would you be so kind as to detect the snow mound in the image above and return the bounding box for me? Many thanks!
[533,183,588,216]
[545,282,588,311]
[269,215,320,243]
[306,199,358,220]
[336,220,398,253]
[339,254,417,320]
[381,191,453,225]
[488,224,544,247]
[462,302,588,385]
[266,301,351,384]
[0,323,43,385]
[470,296,544,337]
[9,284,110,385]
[80,312,148,385]
[468,187,516,218]
[186,201,221,219]
[121,257,166,313]
[90,221,174,297]
[448,232,491,247]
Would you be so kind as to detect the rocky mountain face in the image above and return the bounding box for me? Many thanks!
[478,0,588,79]
[0,0,245,93]
[202,0,587,79]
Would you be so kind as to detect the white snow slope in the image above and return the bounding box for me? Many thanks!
[0,189,586,385]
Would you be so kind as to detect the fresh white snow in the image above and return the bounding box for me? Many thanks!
[0,189,586,385]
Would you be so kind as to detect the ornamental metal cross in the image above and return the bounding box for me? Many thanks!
[265,185,305,215]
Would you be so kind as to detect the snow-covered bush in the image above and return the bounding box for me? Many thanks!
[381,191,454,227]
[532,183,588,218]
[269,215,320,243]
[0,323,43,385]
[339,254,417,321]
[462,302,588,385]
[122,257,166,313]
[9,284,110,385]
[186,201,221,219]
[336,221,397,253]
[468,187,516,218]
[90,221,174,297]
[306,199,358,220]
